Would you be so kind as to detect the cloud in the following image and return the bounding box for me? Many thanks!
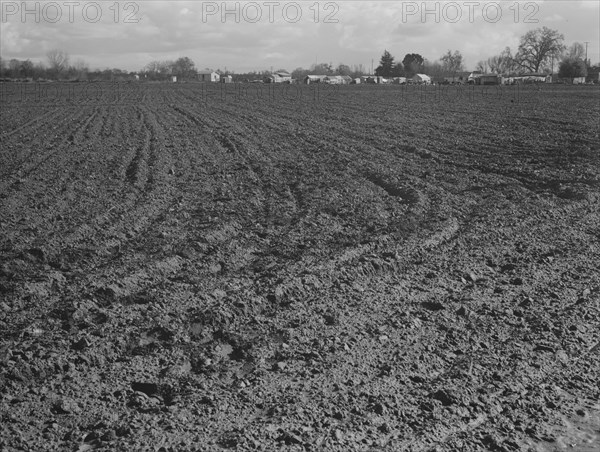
[1,1,598,71]
[543,13,565,23]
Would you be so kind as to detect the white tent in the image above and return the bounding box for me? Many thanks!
[413,74,431,84]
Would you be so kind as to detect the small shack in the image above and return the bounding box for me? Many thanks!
[474,74,500,85]
[198,71,220,83]
[265,71,292,83]
[221,75,233,83]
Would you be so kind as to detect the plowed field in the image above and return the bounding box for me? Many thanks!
[1,83,599,451]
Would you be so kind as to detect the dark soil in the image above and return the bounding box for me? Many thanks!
[1,83,599,451]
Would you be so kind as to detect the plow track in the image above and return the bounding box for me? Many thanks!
[1,83,599,452]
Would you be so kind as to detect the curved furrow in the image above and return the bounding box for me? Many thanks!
[163,100,430,291]
[161,99,463,320]
[64,104,212,300]
[68,106,180,267]
[232,100,467,288]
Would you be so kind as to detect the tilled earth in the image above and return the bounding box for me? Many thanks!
[0,83,599,451]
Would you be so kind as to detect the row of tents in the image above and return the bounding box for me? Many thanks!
[303,72,589,86]
[444,71,587,85]
[443,71,548,85]
[304,74,432,85]
[197,70,590,86]
[197,70,432,85]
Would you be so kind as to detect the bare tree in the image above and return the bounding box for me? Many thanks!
[424,60,444,80]
[475,60,488,73]
[144,60,174,80]
[144,61,162,73]
[515,27,565,73]
[47,49,70,79]
[440,50,464,75]
[71,58,89,80]
[352,64,366,77]
[567,42,585,60]
[487,47,518,74]
[486,55,501,74]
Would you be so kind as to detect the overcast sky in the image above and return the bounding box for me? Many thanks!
[1,1,598,72]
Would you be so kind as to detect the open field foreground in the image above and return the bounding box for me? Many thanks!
[1,84,599,452]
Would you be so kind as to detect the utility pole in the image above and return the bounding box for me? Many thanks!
[584,41,589,66]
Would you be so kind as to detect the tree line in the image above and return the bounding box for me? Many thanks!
[0,51,206,82]
[0,50,136,82]
[371,50,462,79]
[373,27,592,81]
